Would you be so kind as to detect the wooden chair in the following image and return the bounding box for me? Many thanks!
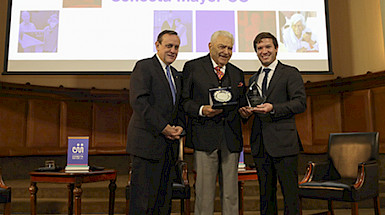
[299,132,380,215]
[0,168,11,215]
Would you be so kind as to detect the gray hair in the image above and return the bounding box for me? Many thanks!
[210,31,234,45]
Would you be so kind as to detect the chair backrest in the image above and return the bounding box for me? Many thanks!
[328,132,379,179]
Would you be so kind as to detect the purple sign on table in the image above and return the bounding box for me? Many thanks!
[67,137,89,166]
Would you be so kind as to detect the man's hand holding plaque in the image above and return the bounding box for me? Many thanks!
[209,86,237,109]
[202,105,223,117]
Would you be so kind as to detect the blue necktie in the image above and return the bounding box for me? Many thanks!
[166,65,176,104]
[261,68,271,96]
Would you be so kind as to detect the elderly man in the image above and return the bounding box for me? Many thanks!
[182,30,245,215]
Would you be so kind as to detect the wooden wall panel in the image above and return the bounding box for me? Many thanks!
[0,82,130,156]
[372,86,385,152]
[26,99,61,151]
[342,89,373,132]
[65,101,93,137]
[311,94,342,145]
[0,97,26,150]
[295,96,325,153]
[92,103,127,151]
[61,101,93,148]
[242,115,254,152]
[2,70,385,156]
[296,96,312,146]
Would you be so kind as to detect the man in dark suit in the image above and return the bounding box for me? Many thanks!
[239,32,306,215]
[182,30,245,214]
[126,30,185,215]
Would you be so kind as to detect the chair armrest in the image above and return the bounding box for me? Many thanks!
[175,160,189,186]
[127,163,132,186]
[125,163,132,201]
[0,181,9,189]
[0,168,10,189]
[354,160,378,190]
[299,160,332,184]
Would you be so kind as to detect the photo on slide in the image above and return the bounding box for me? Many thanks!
[195,11,235,52]
[18,11,59,53]
[237,11,276,53]
[279,11,320,53]
[154,10,193,52]
[63,0,102,8]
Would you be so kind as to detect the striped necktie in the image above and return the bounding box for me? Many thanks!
[166,65,176,104]
[215,66,224,80]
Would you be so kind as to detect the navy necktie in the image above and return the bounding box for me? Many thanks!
[166,65,176,104]
[261,68,271,96]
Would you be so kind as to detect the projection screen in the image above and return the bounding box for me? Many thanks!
[3,0,332,74]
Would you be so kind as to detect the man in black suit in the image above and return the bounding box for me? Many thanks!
[239,32,306,215]
[126,30,185,215]
[182,30,245,214]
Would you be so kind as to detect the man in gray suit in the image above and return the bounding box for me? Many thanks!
[182,30,245,215]
[239,32,306,215]
[126,30,185,215]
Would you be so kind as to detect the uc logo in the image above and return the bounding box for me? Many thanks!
[72,143,84,153]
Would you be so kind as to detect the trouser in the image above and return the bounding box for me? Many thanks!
[253,145,299,215]
[194,145,240,215]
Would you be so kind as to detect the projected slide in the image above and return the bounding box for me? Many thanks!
[5,0,331,73]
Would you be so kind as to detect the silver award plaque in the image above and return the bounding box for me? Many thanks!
[246,82,266,107]
[213,89,232,103]
[209,86,237,109]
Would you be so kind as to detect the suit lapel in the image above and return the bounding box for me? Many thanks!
[227,64,240,97]
[249,68,262,87]
[202,55,219,86]
[152,56,174,105]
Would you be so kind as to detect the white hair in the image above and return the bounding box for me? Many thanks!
[290,13,305,26]
[210,30,234,45]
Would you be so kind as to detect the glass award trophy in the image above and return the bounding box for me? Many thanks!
[246,81,266,107]
[209,86,237,109]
